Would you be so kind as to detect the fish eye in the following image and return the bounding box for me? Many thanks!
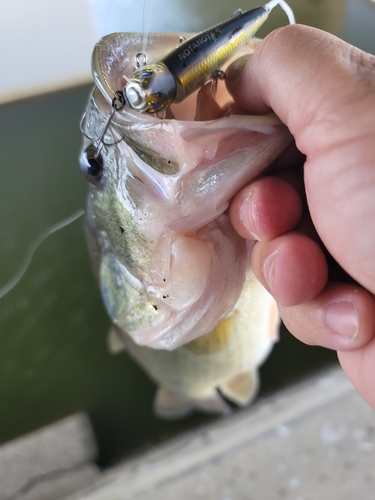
[80,145,103,185]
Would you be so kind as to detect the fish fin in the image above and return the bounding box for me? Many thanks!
[218,369,259,407]
[153,386,193,420]
[194,389,232,415]
[107,326,127,354]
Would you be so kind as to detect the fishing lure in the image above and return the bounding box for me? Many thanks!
[123,0,295,113]
[80,0,294,158]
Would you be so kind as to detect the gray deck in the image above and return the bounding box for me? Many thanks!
[0,413,99,500]
[70,366,375,500]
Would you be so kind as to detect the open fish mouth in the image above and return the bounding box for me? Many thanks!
[80,32,292,350]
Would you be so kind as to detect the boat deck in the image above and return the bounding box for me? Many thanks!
[70,367,375,500]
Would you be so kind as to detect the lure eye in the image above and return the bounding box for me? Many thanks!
[124,81,147,111]
[124,63,177,113]
[80,146,103,185]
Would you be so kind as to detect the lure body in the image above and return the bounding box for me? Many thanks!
[124,6,269,113]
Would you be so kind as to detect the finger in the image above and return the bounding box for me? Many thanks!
[226,25,375,294]
[279,283,375,352]
[251,232,328,306]
[226,24,375,144]
[229,176,302,241]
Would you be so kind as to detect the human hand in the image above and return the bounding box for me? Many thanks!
[226,25,375,409]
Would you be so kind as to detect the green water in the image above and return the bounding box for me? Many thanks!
[0,0,374,466]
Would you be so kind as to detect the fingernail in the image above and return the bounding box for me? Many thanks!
[226,55,251,82]
[325,301,358,339]
[263,250,279,292]
[240,193,260,240]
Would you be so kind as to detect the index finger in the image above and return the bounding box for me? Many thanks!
[225,24,375,158]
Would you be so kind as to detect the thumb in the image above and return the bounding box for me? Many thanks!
[226,25,375,294]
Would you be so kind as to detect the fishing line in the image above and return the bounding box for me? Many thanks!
[141,0,155,57]
[265,0,296,24]
[0,209,85,300]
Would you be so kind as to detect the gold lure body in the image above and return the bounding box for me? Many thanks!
[124,6,269,113]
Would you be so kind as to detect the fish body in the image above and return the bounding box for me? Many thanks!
[81,32,291,417]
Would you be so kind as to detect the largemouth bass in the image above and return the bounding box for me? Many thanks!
[80,32,292,417]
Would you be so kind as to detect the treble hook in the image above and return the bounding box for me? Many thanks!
[230,8,243,17]
[80,90,126,157]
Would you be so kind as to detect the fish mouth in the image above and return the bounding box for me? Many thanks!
[86,31,278,181]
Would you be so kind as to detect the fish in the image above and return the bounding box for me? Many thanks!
[79,20,293,416]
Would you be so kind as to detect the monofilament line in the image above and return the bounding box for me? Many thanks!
[265,0,296,25]
[0,209,85,300]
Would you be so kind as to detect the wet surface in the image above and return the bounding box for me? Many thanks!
[0,0,374,466]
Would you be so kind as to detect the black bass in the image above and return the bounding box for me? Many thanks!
[80,30,292,417]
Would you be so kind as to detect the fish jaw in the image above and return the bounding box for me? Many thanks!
[82,32,292,350]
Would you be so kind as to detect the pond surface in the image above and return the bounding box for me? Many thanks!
[0,0,374,466]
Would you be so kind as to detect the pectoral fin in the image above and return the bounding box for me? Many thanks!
[107,326,127,354]
[195,389,232,415]
[153,387,193,420]
[154,385,235,419]
[219,369,259,407]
